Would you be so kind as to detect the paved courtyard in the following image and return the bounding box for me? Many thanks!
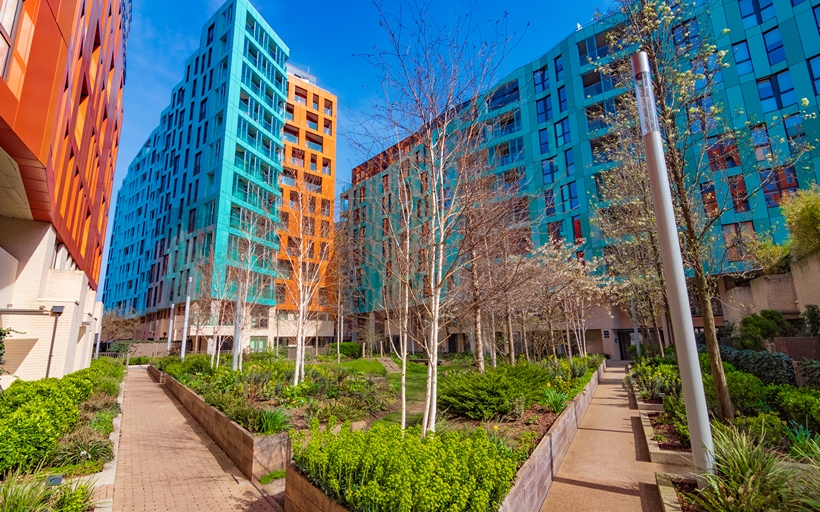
[112,368,276,512]
[541,362,683,512]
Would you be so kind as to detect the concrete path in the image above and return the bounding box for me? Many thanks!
[541,362,684,512]
[112,368,276,512]
[376,357,401,373]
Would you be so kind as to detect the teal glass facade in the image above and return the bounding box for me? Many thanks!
[342,0,820,316]
[103,0,289,314]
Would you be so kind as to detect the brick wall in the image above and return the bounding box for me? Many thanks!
[793,252,820,312]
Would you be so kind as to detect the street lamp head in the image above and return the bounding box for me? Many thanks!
[631,51,660,136]
[50,305,64,316]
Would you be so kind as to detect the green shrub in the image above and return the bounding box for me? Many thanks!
[49,426,114,466]
[733,412,788,448]
[626,361,681,400]
[89,410,117,436]
[291,421,519,512]
[259,469,286,484]
[328,342,362,359]
[803,305,820,337]
[49,480,96,512]
[737,310,796,351]
[128,356,152,365]
[95,376,120,397]
[726,371,767,416]
[769,385,820,432]
[258,408,291,435]
[690,425,795,511]
[0,469,53,512]
[663,395,690,448]
[541,388,569,413]
[699,344,796,385]
[800,359,820,390]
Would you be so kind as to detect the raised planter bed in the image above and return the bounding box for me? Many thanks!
[655,473,696,512]
[640,412,694,466]
[150,366,365,481]
[627,382,665,412]
[286,360,607,512]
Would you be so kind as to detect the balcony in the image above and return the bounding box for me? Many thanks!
[306,120,319,130]
[285,111,293,121]
[306,140,323,152]
[306,182,322,194]
[279,175,296,187]
[291,157,304,167]
[324,107,332,116]
[295,96,307,105]
[310,162,317,171]
[283,132,298,144]
[322,165,331,176]
[324,127,332,136]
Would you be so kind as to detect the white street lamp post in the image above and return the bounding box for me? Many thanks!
[166,303,175,355]
[632,51,714,474]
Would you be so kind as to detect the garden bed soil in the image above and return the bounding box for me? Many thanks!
[648,412,691,452]
[445,405,559,446]
[672,479,705,512]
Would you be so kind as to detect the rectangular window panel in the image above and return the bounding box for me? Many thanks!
[733,41,754,76]
[536,96,553,123]
[533,65,549,93]
[761,166,799,207]
[558,86,567,112]
[700,181,718,217]
[544,189,556,216]
[542,158,558,184]
[539,129,550,154]
[555,55,564,81]
[565,149,575,176]
[729,175,750,213]
[763,28,785,66]
[809,55,820,95]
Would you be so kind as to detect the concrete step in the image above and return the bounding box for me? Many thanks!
[376,357,401,373]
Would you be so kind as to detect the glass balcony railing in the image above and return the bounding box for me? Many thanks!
[283,132,298,143]
[324,127,332,136]
[306,182,322,193]
[285,111,293,121]
[307,120,318,130]
[324,107,332,116]
[322,165,331,176]
[291,157,304,167]
[306,141,323,152]
[295,96,307,105]
[279,175,296,187]
[310,162,317,171]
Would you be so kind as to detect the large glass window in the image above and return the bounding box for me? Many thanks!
[554,55,564,81]
[488,80,520,111]
[784,114,806,152]
[701,181,718,217]
[751,124,772,162]
[757,70,796,112]
[729,175,750,213]
[562,181,578,211]
[581,70,613,97]
[548,221,564,242]
[572,215,582,242]
[0,0,21,77]
[673,19,701,54]
[739,0,775,29]
[558,86,568,112]
[809,55,820,95]
[542,158,558,184]
[723,222,755,261]
[536,96,553,123]
[763,28,786,66]
[539,128,550,154]
[761,166,799,207]
[555,118,571,146]
[565,149,575,176]
[533,65,549,93]
[544,189,556,215]
[733,41,754,76]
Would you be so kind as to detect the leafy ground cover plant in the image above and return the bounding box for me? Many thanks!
[0,358,123,474]
[0,468,97,512]
[291,420,520,512]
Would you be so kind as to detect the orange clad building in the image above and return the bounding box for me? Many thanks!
[0,0,130,384]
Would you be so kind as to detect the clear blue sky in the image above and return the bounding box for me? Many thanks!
[100,0,610,292]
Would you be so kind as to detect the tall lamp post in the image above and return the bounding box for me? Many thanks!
[632,51,714,474]
[180,277,192,361]
[166,303,175,355]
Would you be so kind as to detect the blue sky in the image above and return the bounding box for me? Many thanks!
[101,0,610,291]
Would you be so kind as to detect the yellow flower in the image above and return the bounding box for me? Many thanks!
[492,425,499,432]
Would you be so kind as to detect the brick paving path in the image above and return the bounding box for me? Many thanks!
[541,362,684,512]
[112,368,276,512]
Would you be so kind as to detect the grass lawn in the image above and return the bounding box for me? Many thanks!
[375,360,430,427]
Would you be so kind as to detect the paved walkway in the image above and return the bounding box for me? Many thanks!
[112,368,276,512]
[541,362,684,512]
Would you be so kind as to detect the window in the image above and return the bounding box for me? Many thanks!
[199,99,208,120]
[751,124,771,162]
[739,0,775,29]
[688,96,715,133]
[784,114,806,152]
[488,80,520,111]
[582,70,612,97]
[492,109,521,138]
[572,215,582,242]
[555,118,571,146]
[757,70,796,112]
[707,136,740,170]
[539,129,550,154]
[761,166,799,207]
[544,190,556,215]
[558,86,567,112]
[700,181,718,217]
[810,55,820,95]
[673,19,700,54]
[490,137,524,166]
[193,152,202,175]
[554,55,564,81]
[733,41,754,76]
[542,158,558,184]
[728,175,750,212]
[536,96,553,123]
[562,181,578,211]
[548,221,564,242]
[763,28,785,66]
[723,222,755,261]
[565,149,575,176]
[578,30,612,61]
[207,23,215,44]
[533,64,549,93]
[816,4,820,34]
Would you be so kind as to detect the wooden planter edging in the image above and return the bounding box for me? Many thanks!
[655,473,691,512]
[497,360,607,512]
[283,361,607,512]
[149,366,365,481]
[285,464,349,512]
[640,411,694,466]
[147,364,166,384]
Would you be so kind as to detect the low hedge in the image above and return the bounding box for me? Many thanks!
[698,344,796,386]
[800,359,820,390]
[328,342,362,359]
[0,358,124,473]
[291,420,519,512]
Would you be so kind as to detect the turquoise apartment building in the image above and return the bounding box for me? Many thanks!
[340,0,820,355]
[103,0,289,337]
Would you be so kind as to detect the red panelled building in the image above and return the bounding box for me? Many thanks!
[0,0,130,383]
